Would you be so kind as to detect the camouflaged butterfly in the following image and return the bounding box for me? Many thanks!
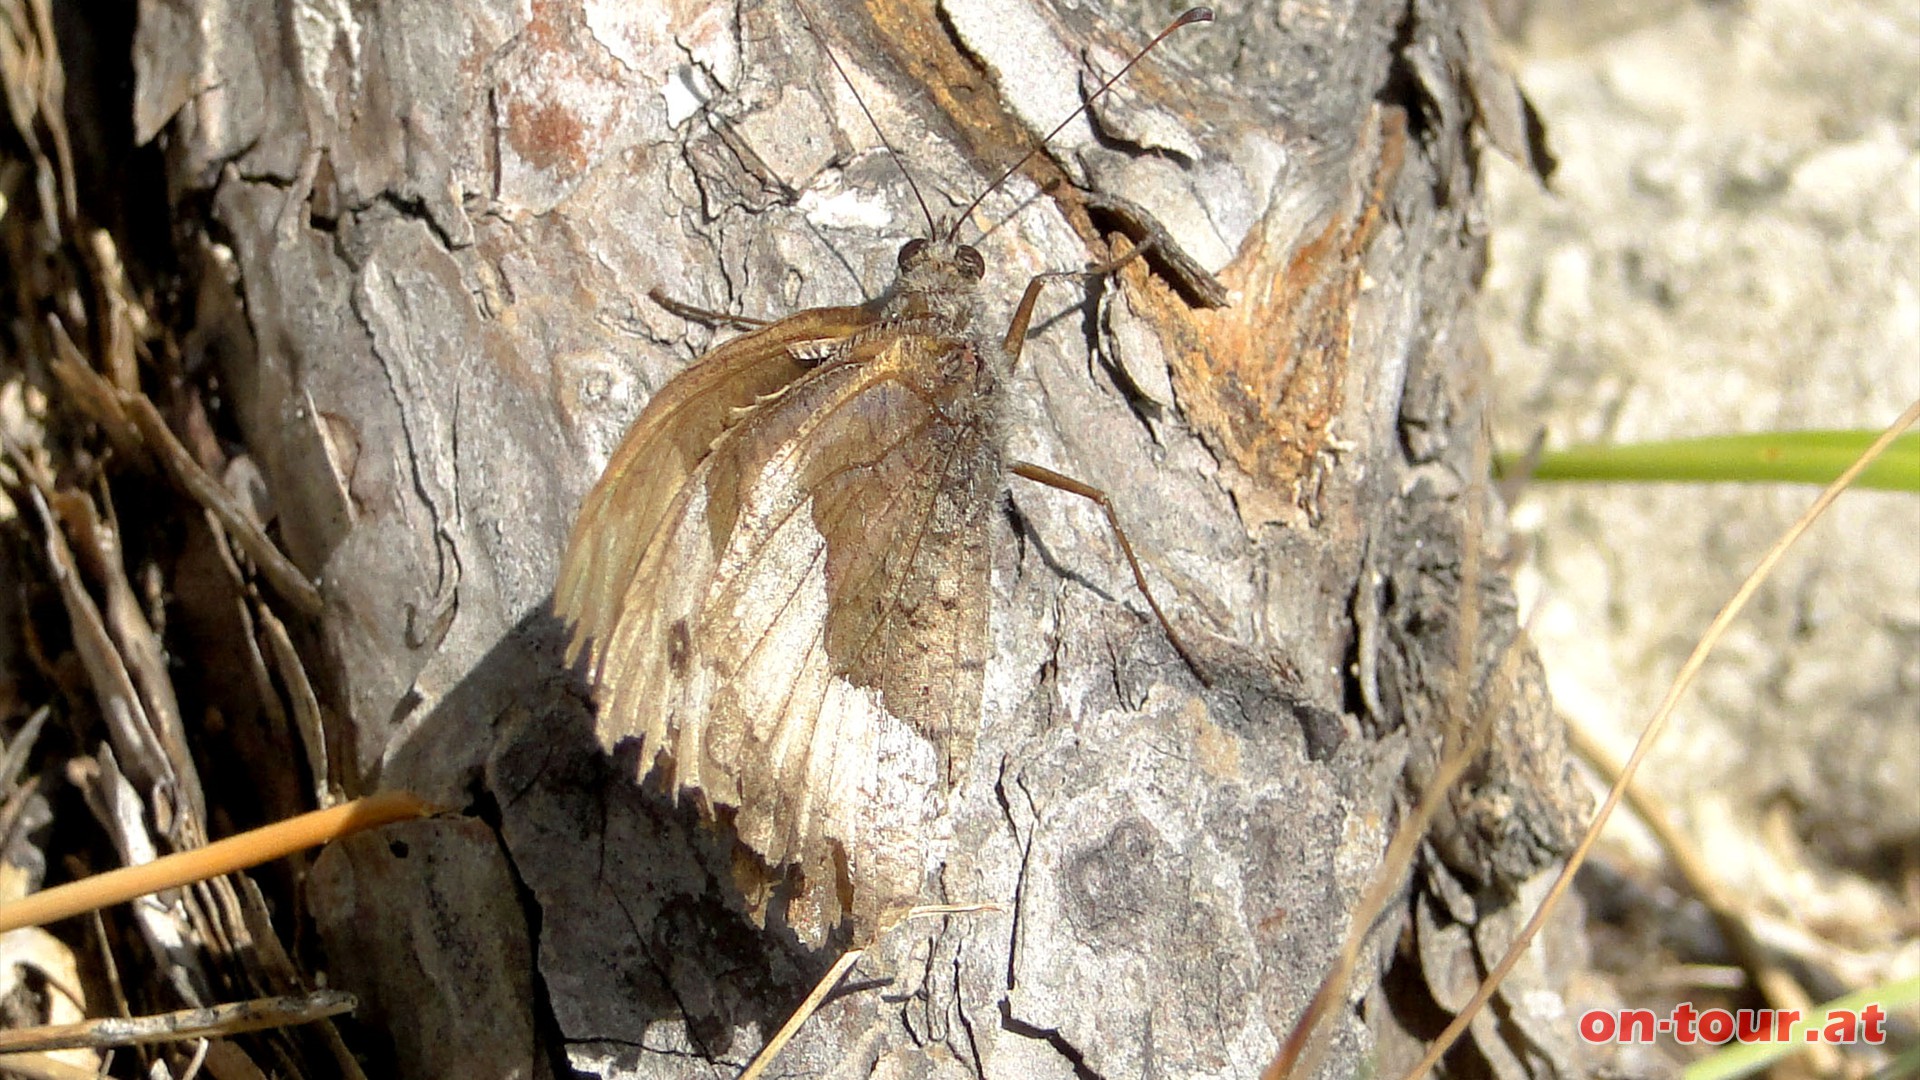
[553,6,1210,946]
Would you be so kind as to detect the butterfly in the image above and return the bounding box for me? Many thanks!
[552,5,1211,947]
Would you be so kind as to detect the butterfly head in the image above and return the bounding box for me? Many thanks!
[886,234,987,327]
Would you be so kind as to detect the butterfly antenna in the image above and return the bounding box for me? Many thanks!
[947,7,1213,243]
[790,0,940,237]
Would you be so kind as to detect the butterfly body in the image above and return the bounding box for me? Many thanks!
[555,235,1011,939]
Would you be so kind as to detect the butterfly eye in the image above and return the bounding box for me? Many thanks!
[897,238,929,271]
[956,245,985,281]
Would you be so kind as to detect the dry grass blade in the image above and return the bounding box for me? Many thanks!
[0,990,357,1053]
[121,389,324,617]
[1397,396,1920,1080]
[1269,387,1527,1080]
[0,0,76,224]
[737,948,866,1080]
[1560,713,1836,1076]
[13,476,184,823]
[737,905,1002,1078]
[0,1052,100,1080]
[256,603,333,807]
[1265,590,1536,1080]
[41,335,324,617]
[0,792,436,933]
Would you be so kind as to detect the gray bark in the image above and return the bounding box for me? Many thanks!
[132,0,1588,1075]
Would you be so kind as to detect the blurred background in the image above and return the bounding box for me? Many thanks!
[1482,0,1917,1070]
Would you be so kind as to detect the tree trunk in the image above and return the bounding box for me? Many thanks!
[131,0,1587,1076]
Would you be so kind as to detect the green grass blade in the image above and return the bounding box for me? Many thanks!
[1497,431,1920,492]
[1681,973,1919,1080]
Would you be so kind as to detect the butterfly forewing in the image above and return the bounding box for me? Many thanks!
[554,304,877,677]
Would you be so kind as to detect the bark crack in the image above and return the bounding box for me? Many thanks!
[997,999,1104,1080]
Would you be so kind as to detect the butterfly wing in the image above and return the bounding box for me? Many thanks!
[560,322,1000,938]
[554,304,875,673]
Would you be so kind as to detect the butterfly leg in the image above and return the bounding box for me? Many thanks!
[646,287,773,330]
[1000,237,1157,360]
[1009,460,1206,683]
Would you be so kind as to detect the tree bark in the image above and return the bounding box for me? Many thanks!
[133,0,1586,1076]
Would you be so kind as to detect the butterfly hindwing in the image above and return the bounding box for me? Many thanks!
[559,314,1001,937]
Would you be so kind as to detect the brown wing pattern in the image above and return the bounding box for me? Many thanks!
[553,304,876,677]
[560,318,1000,937]
[809,337,999,781]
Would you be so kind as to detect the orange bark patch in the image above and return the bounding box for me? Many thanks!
[1144,108,1407,525]
[497,2,625,183]
[507,95,590,174]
